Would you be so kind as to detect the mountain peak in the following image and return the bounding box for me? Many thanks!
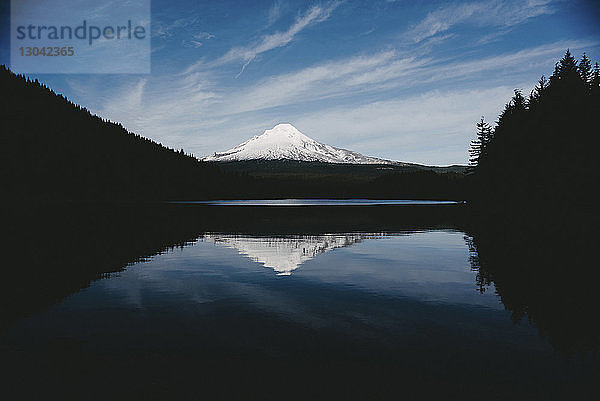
[267,123,301,133]
[202,123,395,164]
[252,123,312,144]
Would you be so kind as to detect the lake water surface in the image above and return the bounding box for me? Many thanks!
[176,199,460,206]
[1,203,597,400]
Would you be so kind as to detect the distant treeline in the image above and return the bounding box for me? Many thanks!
[467,50,600,211]
[0,65,466,201]
[214,160,467,200]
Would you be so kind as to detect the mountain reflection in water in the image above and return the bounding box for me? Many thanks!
[203,233,382,275]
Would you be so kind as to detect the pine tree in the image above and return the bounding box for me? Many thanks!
[529,75,548,106]
[578,53,593,85]
[550,62,560,84]
[511,89,526,111]
[551,49,579,84]
[469,117,493,168]
[591,62,600,93]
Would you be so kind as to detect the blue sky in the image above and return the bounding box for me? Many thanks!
[1,0,599,165]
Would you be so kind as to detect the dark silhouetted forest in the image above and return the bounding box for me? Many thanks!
[468,49,600,211]
[0,65,237,201]
[464,50,600,357]
[213,160,467,199]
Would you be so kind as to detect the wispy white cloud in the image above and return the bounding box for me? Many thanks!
[152,14,217,51]
[408,0,556,43]
[214,2,341,76]
[499,0,556,26]
[267,0,283,26]
[182,32,215,48]
[410,2,485,43]
[194,32,216,40]
[223,50,417,114]
[152,15,203,39]
[103,78,147,117]
[182,40,204,48]
[219,39,592,116]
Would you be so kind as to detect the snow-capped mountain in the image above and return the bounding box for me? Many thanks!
[203,123,395,164]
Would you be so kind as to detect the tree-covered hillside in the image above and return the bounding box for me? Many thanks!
[1,65,230,201]
[468,50,600,210]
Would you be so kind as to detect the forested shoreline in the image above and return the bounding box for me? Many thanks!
[461,50,600,357]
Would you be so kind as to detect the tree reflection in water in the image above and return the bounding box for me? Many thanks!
[465,207,599,357]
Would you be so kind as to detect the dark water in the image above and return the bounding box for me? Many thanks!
[1,203,597,400]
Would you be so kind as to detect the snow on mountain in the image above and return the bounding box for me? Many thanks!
[202,123,396,164]
[202,233,383,275]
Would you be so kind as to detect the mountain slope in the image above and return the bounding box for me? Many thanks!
[203,123,396,164]
[0,65,226,201]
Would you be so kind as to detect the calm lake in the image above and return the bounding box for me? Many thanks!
[1,202,597,400]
